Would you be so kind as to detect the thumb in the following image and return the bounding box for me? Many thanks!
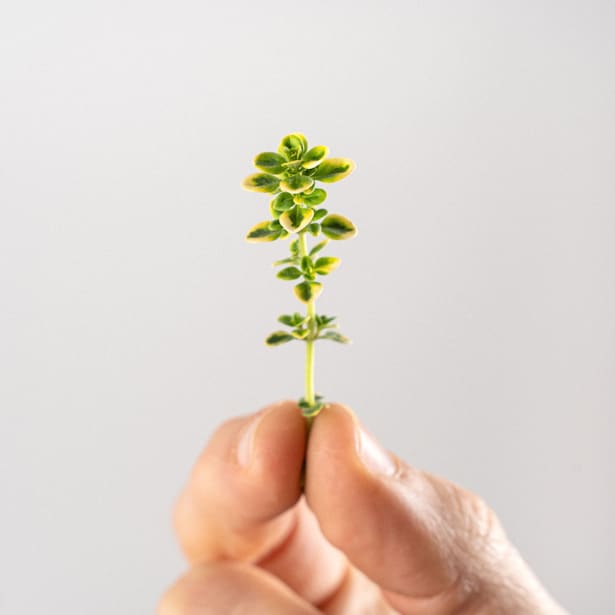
[305,404,563,615]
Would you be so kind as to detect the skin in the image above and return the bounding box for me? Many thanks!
[159,401,567,614]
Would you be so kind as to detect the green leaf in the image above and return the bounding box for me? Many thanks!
[299,394,323,408]
[298,396,325,417]
[314,256,341,275]
[241,173,280,193]
[273,257,295,266]
[312,208,328,222]
[319,331,350,343]
[271,192,295,212]
[254,152,286,174]
[246,220,281,242]
[265,331,294,346]
[292,312,306,325]
[278,313,308,327]
[311,158,355,183]
[309,240,329,256]
[268,219,282,231]
[269,201,280,219]
[321,214,357,240]
[289,239,299,257]
[316,314,336,326]
[277,266,302,280]
[279,206,314,233]
[307,223,321,236]
[301,255,314,280]
[281,160,303,171]
[297,188,327,206]
[279,174,315,194]
[278,133,308,160]
[278,314,295,326]
[301,145,329,169]
[290,328,309,340]
[294,281,323,303]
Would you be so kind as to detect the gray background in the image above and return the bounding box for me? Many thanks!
[1,1,613,613]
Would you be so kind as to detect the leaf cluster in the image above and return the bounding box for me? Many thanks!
[242,133,357,242]
[265,313,350,347]
[271,237,343,304]
[298,394,325,417]
[242,133,355,404]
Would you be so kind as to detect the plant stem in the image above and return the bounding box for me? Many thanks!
[298,232,316,407]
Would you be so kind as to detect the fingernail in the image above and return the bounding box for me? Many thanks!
[356,426,397,477]
[237,413,262,467]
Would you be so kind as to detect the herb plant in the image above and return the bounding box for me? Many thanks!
[242,133,356,419]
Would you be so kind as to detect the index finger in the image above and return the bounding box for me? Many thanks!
[174,401,305,563]
[173,400,348,606]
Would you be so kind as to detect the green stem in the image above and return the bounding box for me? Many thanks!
[298,232,316,407]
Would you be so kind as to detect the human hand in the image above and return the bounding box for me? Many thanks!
[158,401,566,614]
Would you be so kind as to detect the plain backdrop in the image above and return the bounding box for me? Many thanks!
[1,1,614,613]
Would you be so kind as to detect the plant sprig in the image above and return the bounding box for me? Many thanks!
[242,133,356,418]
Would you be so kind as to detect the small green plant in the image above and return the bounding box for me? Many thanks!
[242,133,356,419]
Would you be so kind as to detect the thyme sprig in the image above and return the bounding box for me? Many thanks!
[242,133,356,418]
